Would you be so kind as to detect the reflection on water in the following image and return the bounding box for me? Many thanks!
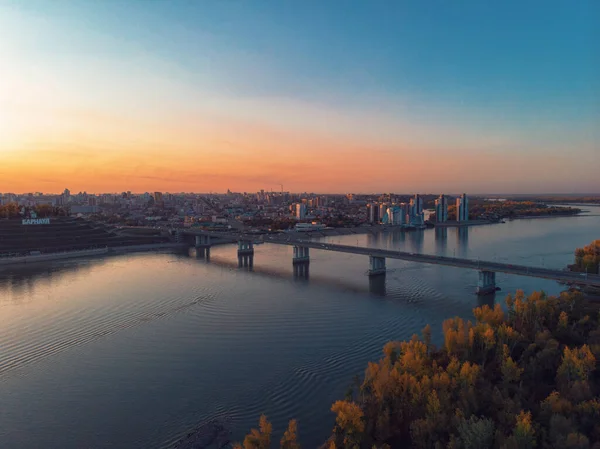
[457,227,469,257]
[368,275,386,296]
[435,228,448,254]
[0,258,107,304]
[0,209,599,449]
[293,263,309,280]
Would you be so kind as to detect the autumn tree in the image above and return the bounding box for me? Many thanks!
[241,290,600,448]
[234,415,273,449]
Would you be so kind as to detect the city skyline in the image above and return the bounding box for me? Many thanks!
[1,1,599,194]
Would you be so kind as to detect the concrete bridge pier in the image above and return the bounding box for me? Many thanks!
[476,270,497,295]
[195,246,211,259]
[195,235,211,247]
[293,262,310,279]
[369,275,386,295]
[237,240,254,269]
[195,234,211,259]
[293,246,310,264]
[238,254,253,269]
[292,246,310,279]
[368,256,386,276]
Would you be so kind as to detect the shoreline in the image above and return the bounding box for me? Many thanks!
[278,225,416,239]
[508,213,583,220]
[433,220,495,227]
[0,242,187,268]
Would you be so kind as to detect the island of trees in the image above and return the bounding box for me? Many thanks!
[502,196,600,205]
[236,290,600,448]
[571,241,600,275]
[465,200,581,221]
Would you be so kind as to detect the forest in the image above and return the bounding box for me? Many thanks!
[236,290,600,449]
[463,201,580,221]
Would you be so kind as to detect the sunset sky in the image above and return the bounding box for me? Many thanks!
[1,0,598,194]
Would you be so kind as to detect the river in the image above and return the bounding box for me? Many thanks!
[1,206,599,448]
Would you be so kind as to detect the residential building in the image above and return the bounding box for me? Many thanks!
[295,203,307,220]
[456,193,469,222]
[408,194,425,226]
[435,194,449,223]
[366,203,380,223]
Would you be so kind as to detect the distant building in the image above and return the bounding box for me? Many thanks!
[435,194,449,223]
[399,203,410,223]
[415,194,424,215]
[386,206,405,225]
[70,205,98,214]
[456,193,469,222]
[295,203,307,220]
[379,203,388,221]
[367,203,380,223]
[408,194,424,226]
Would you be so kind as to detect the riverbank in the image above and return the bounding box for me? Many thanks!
[509,213,585,220]
[279,224,411,239]
[0,248,110,266]
[0,242,187,268]
[433,219,495,227]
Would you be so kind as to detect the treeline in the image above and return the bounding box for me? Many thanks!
[431,201,580,222]
[0,203,69,219]
[506,196,600,204]
[573,241,600,275]
[238,290,600,448]
[470,201,581,219]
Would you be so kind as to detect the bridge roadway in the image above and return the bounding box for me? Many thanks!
[183,230,600,288]
[268,238,600,287]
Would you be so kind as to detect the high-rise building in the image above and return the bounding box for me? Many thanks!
[295,203,307,220]
[379,203,388,221]
[386,206,405,225]
[435,194,449,223]
[414,194,423,215]
[408,194,425,226]
[62,188,71,204]
[367,203,380,223]
[399,203,410,223]
[456,193,469,222]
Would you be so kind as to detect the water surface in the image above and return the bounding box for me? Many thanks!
[1,207,598,448]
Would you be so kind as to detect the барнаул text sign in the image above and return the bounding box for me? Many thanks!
[22,218,51,225]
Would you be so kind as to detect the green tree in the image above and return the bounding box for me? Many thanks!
[456,415,495,449]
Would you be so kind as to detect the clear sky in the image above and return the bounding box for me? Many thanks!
[1,0,598,194]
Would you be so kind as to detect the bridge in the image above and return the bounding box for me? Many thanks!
[179,230,600,295]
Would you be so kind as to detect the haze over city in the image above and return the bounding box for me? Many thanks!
[1,0,598,194]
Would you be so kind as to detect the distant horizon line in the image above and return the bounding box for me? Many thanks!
[3,191,600,197]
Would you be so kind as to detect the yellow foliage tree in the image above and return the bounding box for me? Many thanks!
[331,400,365,449]
[234,414,272,449]
[280,419,300,449]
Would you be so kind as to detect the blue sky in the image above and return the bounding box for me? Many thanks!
[1,0,598,193]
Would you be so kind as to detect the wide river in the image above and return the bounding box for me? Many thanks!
[1,206,599,448]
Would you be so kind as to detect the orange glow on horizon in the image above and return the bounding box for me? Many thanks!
[0,109,587,194]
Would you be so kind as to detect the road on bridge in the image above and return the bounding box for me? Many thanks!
[261,236,600,288]
[185,230,600,288]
